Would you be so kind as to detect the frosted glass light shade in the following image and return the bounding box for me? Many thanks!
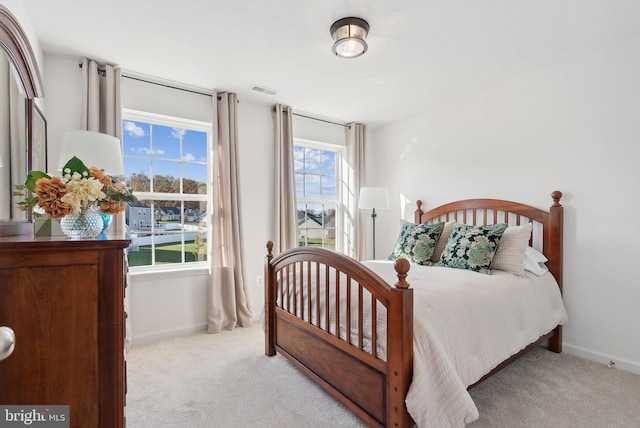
[358,187,389,209]
[330,17,369,58]
[57,130,124,175]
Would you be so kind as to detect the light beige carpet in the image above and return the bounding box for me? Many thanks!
[126,325,640,427]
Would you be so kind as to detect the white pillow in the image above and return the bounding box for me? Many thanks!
[491,223,533,276]
[524,246,549,276]
[431,221,455,262]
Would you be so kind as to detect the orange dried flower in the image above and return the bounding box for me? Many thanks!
[99,199,126,215]
[89,166,113,191]
[34,176,74,219]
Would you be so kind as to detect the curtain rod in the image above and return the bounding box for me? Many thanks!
[78,61,106,77]
[78,62,215,98]
[290,111,351,129]
[122,74,214,98]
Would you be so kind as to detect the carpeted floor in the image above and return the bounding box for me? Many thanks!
[126,325,640,427]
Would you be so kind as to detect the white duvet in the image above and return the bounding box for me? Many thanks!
[360,261,569,428]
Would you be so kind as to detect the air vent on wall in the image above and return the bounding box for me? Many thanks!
[250,84,279,95]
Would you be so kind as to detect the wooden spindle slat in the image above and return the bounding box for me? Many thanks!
[371,298,377,357]
[307,261,312,323]
[325,264,330,333]
[278,269,284,309]
[292,262,297,315]
[346,277,352,345]
[299,261,304,319]
[335,269,340,339]
[358,284,364,350]
[315,262,320,328]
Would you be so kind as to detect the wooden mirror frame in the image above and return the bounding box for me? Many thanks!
[0,5,45,237]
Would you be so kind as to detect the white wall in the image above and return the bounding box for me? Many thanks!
[41,56,82,171]
[294,113,347,147]
[237,100,276,323]
[368,34,640,374]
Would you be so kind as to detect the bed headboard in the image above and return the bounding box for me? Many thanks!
[414,191,563,292]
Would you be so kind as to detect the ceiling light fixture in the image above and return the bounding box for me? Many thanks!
[330,17,369,59]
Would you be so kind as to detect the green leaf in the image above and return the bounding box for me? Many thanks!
[62,156,90,176]
[24,170,50,192]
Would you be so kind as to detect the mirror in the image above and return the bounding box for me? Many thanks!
[0,50,28,223]
[0,5,44,237]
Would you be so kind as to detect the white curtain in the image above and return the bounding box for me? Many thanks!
[81,58,122,140]
[273,104,298,253]
[207,92,252,333]
[79,57,131,347]
[80,58,125,234]
[346,123,366,260]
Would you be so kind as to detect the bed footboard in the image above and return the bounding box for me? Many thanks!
[264,241,414,428]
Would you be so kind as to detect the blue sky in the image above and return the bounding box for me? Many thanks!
[294,146,336,201]
[122,120,208,184]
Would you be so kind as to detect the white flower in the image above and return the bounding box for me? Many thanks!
[60,176,106,212]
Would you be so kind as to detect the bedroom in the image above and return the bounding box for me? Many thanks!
[0,0,639,426]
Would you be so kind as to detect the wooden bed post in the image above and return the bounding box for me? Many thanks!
[546,191,563,353]
[387,258,414,427]
[546,191,563,293]
[265,241,276,356]
[414,200,423,224]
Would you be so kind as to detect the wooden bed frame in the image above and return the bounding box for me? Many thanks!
[265,191,564,427]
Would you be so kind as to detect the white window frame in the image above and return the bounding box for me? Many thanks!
[122,108,212,273]
[294,138,346,253]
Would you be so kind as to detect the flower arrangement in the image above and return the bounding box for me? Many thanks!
[15,156,137,220]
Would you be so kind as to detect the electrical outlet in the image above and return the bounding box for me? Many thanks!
[257,275,264,288]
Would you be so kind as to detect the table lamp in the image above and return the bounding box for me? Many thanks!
[57,130,124,175]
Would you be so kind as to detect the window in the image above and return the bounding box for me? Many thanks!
[122,109,211,269]
[294,140,344,251]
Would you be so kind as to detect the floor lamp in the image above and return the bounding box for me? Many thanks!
[358,187,389,259]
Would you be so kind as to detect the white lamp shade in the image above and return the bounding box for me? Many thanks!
[358,187,389,209]
[57,130,124,175]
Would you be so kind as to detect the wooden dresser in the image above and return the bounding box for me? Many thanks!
[0,233,130,428]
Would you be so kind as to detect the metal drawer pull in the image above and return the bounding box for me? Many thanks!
[0,326,15,361]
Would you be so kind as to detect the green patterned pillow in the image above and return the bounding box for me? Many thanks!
[388,222,445,265]
[437,223,508,274]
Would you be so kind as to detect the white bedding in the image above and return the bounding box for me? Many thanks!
[361,261,568,428]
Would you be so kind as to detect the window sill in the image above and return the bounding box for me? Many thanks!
[129,263,209,279]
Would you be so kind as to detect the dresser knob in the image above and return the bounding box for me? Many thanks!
[0,326,15,361]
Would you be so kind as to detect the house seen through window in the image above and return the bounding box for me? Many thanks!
[294,141,343,251]
[122,109,211,269]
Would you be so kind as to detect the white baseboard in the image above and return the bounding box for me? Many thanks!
[563,342,640,375]
[131,323,208,347]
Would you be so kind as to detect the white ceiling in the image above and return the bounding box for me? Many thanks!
[21,0,640,129]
